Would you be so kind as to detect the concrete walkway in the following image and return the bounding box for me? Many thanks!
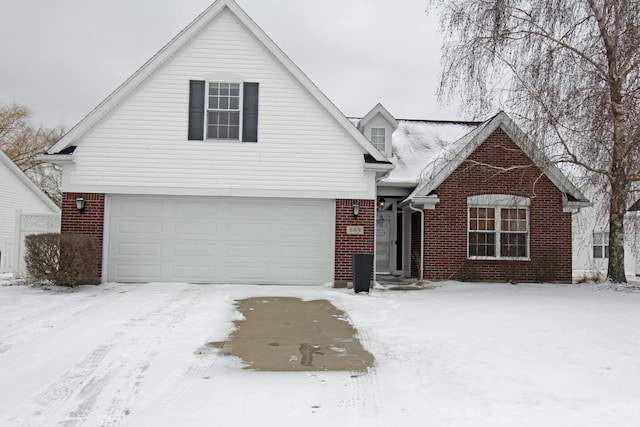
[219,297,374,371]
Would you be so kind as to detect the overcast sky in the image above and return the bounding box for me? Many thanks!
[0,0,465,129]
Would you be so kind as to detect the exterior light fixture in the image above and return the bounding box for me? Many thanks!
[75,197,86,213]
[378,197,386,210]
[352,204,360,219]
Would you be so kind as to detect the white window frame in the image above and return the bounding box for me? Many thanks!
[206,82,243,141]
[593,231,609,259]
[370,127,386,152]
[467,195,531,260]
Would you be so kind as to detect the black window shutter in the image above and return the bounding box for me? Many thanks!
[188,80,205,140]
[242,82,259,142]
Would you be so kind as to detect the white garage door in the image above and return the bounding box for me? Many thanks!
[107,196,334,285]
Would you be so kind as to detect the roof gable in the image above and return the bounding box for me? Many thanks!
[48,0,386,162]
[0,150,60,213]
[407,111,588,205]
[357,103,398,132]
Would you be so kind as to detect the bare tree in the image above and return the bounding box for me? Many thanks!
[429,0,640,282]
[0,103,65,205]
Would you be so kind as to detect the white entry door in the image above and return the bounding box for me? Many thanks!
[107,196,334,285]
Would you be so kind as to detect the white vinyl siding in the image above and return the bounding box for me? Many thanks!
[107,196,333,285]
[66,9,372,200]
[0,160,58,240]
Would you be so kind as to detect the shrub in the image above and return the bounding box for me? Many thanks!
[25,233,101,286]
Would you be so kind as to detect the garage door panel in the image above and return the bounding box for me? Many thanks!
[172,242,216,257]
[227,221,271,237]
[173,220,217,236]
[172,265,217,282]
[229,202,272,218]
[116,199,164,216]
[117,220,163,234]
[174,201,219,217]
[225,264,270,281]
[282,223,328,239]
[226,242,270,258]
[280,244,326,259]
[116,263,163,280]
[108,196,333,284]
[117,242,162,256]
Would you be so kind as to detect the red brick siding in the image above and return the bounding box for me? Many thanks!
[61,192,105,278]
[335,199,375,281]
[421,129,572,282]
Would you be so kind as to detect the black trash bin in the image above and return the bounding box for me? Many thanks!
[352,253,374,293]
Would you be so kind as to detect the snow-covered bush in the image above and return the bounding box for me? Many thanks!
[25,233,100,286]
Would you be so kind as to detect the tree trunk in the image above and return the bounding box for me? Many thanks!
[608,160,628,283]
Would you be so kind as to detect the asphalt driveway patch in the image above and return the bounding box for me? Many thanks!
[216,297,374,371]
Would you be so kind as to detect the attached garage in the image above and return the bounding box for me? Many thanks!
[106,196,334,285]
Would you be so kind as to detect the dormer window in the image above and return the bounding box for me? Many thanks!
[371,127,386,152]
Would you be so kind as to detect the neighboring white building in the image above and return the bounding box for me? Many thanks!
[0,149,60,274]
[572,182,639,280]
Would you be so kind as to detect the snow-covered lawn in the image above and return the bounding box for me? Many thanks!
[1,279,639,426]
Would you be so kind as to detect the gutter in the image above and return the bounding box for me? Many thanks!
[408,203,424,281]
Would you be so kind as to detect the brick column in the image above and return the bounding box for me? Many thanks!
[334,199,375,286]
[61,192,106,278]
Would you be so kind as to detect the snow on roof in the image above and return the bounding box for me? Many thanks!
[382,120,479,185]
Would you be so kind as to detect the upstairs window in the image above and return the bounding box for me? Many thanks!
[593,232,609,258]
[207,83,240,140]
[371,127,386,152]
[188,80,259,142]
[468,195,530,259]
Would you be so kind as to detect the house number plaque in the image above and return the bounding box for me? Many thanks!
[346,226,364,235]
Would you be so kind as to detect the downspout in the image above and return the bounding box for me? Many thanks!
[408,203,424,281]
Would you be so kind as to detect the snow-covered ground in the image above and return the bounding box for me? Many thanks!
[1,278,639,426]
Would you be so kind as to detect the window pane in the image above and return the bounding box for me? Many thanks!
[207,125,218,139]
[208,96,218,109]
[230,97,239,109]
[594,246,603,258]
[500,233,527,258]
[229,126,239,139]
[469,232,495,257]
[229,112,239,126]
[220,97,229,109]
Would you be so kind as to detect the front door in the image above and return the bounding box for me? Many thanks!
[376,210,393,272]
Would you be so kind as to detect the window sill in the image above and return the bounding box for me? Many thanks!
[467,257,531,262]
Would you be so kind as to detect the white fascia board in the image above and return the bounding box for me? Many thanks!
[364,163,394,172]
[400,195,440,210]
[40,154,75,166]
[59,185,376,200]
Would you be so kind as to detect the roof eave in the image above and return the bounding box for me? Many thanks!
[40,153,75,166]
